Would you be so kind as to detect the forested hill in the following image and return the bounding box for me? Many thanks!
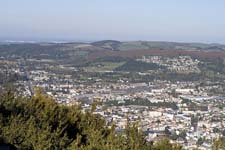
[0,88,224,149]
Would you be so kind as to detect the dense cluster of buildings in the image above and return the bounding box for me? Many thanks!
[137,56,201,73]
[0,55,225,150]
[87,81,225,150]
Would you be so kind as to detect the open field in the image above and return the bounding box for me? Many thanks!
[83,62,125,72]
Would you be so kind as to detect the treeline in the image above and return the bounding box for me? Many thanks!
[115,60,165,72]
[0,88,183,150]
[0,44,66,60]
[105,98,178,110]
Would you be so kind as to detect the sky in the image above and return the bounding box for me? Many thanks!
[0,0,225,43]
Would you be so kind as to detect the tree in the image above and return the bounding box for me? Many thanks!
[212,138,225,150]
[154,138,182,150]
[197,137,204,146]
[0,88,184,150]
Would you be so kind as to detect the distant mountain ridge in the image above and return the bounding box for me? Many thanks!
[1,40,225,63]
[89,40,225,52]
[1,40,225,52]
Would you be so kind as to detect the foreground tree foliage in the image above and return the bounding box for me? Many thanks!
[0,88,182,150]
[212,138,225,150]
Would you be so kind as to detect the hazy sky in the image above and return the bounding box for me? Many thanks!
[0,0,225,43]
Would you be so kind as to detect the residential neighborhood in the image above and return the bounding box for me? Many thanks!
[1,53,225,149]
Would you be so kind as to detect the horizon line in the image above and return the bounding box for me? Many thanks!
[0,39,224,45]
